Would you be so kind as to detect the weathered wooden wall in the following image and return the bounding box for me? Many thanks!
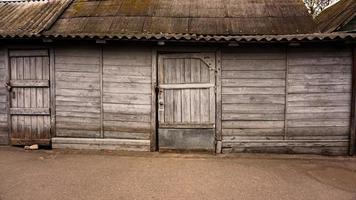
[102,46,152,141]
[221,46,352,155]
[53,45,151,151]
[55,45,102,138]
[221,47,287,151]
[0,47,8,144]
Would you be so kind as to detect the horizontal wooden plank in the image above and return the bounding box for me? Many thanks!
[222,94,285,104]
[104,121,151,132]
[288,78,351,86]
[288,106,350,113]
[103,93,151,105]
[103,75,151,83]
[222,71,286,79]
[222,140,349,147]
[287,119,349,127]
[10,108,49,115]
[288,136,349,140]
[56,96,100,103]
[56,122,100,131]
[287,112,350,120]
[287,100,350,107]
[222,87,285,95]
[222,121,285,129]
[104,113,150,122]
[222,49,285,60]
[287,127,350,136]
[104,66,151,77]
[222,59,286,71]
[288,57,352,66]
[223,113,285,121]
[103,103,151,115]
[223,104,285,114]
[222,79,285,87]
[56,81,100,90]
[159,123,215,129]
[103,82,151,94]
[56,111,100,118]
[222,136,284,141]
[288,85,351,93]
[56,89,101,97]
[56,105,100,113]
[159,83,214,89]
[55,63,99,73]
[222,128,284,136]
[10,80,49,87]
[104,131,150,140]
[9,50,48,57]
[288,65,351,74]
[56,100,101,107]
[104,47,151,66]
[52,137,150,151]
[56,116,100,124]
[56,72,100,82]
[55,56,100,65]
[56,129,100,138]
[288,93,351,102]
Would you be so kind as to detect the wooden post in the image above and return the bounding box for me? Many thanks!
[215,49,222,154]
[50,48,56,138]
[150,48,157,151]
[351,46,356,156]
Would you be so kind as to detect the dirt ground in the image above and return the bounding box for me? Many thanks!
[0,147,356,200]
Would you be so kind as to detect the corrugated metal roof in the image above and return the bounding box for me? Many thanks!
[44,0,318,36]
[0,0,72,37]
[315,0,356,33]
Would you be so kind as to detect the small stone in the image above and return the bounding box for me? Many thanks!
[29,144,39,150]
[24,145,31,150]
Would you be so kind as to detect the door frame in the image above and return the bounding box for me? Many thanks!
[150,47,222,152]
[5,47,55,145]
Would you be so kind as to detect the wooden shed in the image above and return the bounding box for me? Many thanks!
[0,0,355,155]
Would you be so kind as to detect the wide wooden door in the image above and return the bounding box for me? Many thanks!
[158,53,216,151]
[8,50,51,145]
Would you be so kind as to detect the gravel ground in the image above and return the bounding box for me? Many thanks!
[0,147,356,200]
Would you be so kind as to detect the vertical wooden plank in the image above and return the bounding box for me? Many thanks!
[173,59,182,123]
[16,58,23,139]
[351,46,356,156]
[99,46,104,138]
[50,48,56,138]
[191,58,201,123]
[284,47,288,140]
[42,56,50,139]
[23,57,31,141]
[151,48,157,151]
[158,56,164,125]
[6,49,11,145]
[36,57,44,140]
[200,61,210,123]
[30,57,37,140]
[182,59,191,123]
[215,50,222,153]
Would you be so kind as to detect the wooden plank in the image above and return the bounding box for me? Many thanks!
[288,85,351,93]
[222,79,285,87]
[104,131,150,140]
[288,65,351,74]
[216,50,222,148]
[103,103,151,115]
[222,87,285,95]
[287,112,350,120]
[222,94,285,104]
[10,80,49,87]
[287,127,350,136]
[159,123,214,129]
[287,119,349,127]
[288,57,352,66]
[9,50,48,57]
[10,108,50,115]
[350,47,356,155]
[104,65,151,77]
[222,59,286,71]
[288,106,350,113]
[159,83,214,89]
[222,121,285,129]
[222,71,286,79]
[103,82,151,94]
[222,128,284,136]
[103,93,151,105]
[100,46,104,138]
[223,113,285,121]
[223,104,285,114]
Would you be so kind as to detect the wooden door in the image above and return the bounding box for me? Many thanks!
[157,53,216,151]
[8,50,51,145]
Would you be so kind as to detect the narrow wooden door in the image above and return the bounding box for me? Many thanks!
[8,50,51,145]
[158,53,216,151]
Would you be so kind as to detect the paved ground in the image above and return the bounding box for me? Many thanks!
[0,147,356,200]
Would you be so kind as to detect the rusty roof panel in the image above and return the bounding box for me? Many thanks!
[315,0,356,33]
[44,0,318,37]
[0,0,72,37]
